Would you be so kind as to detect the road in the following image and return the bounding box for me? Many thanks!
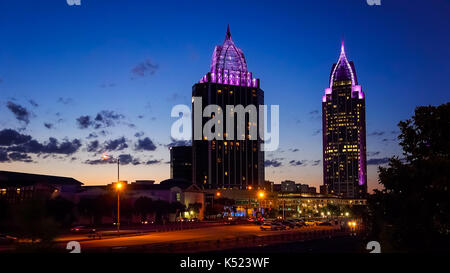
[57,224,337,251]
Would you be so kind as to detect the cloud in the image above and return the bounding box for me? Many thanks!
[7,152,33,162]
[76,110,126,129]
[118,154,141,165]
[103,137,128,151]
[289,160,306,166]
[264,159,282,168]
[44,123,54,129]
[7,138,82,155]
[309,110,319,115]
[57,97,74,105]
[134,131,145,138]
[29,100,39,107]
[76,115,93,129]
[7,101,31,125]
[94,110,125,128]
[87,140,99,152]
[166,137,191,148]
[367,151,380,157]
[289,159,320,167]
[0,129,32,146]
[312,129,321,136]
[310,160,321,166]
[145,159,161,165]
[86,133,98,139]
[135,137,157,151]
[0,149,9,162]
[84,154,141,165]
[0,129,82,156]
[131,59,159,77]
[369,131,385,136]
[367,157,390,165]
[289,148,299,152]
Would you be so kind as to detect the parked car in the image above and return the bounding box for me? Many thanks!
[317,221,333,226]
[282,220,296,229]
[304,220,316,226]
[0,234,17,245]
[70,226,96,234]
[260,222,279,231]
[295,220,306,227]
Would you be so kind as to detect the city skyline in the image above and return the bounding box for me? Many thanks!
[1,0,449,193]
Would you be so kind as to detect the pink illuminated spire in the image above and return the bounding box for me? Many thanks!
[225,24,232,41]
[329,41,356,88]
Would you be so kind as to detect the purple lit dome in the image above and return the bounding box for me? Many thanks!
[329,42,358,87]
[210,25,248,73]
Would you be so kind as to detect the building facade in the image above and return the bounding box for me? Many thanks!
[192,26,265,190]
[0,170,83,203]
[322,42,367,199]
[169,146,192,182]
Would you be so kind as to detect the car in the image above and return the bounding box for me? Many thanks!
[282,220,296,229]
[0,234,17,245]
[224,217,238,225]
[295,220,306,227]
[317,221,333,226]
[70,226,96,234]
[189,218,199,222]
[304,220,316,226]
[260,223,279,231]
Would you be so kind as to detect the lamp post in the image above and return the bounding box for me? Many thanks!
[257,191,265,218]
[102,154,121,235]
[247,186,252,218]
[116,182,123,235]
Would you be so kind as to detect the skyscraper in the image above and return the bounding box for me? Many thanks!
[169,146,192,182]
[192,26,265,189]
[322,42,367,199]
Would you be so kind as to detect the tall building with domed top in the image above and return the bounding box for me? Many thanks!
[192,25,264,190]
[322,42,367,199]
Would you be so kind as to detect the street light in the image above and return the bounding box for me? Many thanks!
[102,154,122,235]
[115,182,123,235]
[257,191,265,218]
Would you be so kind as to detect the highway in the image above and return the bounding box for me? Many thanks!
[57,224,337,251]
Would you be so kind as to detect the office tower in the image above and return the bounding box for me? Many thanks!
[169,146,192,182]
[192,25,264,189]
[322,42,367,198]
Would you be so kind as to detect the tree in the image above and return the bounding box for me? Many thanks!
[134,197,156,222]
[12,200,60,243]
[46,197,76,227]
[368,102,450,252]
[187,202,202,218]
[77,195,114,225]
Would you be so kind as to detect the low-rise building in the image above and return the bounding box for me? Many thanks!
[0,170,83,203]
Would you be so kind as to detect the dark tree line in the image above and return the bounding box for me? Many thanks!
[368,102,450,252]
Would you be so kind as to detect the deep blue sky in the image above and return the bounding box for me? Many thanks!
[0,0,449,191]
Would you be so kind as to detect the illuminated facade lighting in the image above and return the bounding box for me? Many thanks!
[322,42,367,199]
[193,25,265,189]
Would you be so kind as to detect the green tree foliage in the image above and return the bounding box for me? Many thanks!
[369,102,450,252]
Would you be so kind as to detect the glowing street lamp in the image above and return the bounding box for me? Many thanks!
[102,154,122,235]
[115,182,123,234]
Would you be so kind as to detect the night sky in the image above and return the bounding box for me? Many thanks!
[0,0,449,192]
